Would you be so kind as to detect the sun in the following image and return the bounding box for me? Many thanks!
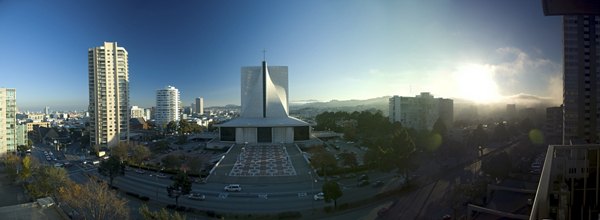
[454,64,502,103]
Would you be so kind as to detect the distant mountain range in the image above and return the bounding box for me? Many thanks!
[209,93,559,120]
[290,96,391,116]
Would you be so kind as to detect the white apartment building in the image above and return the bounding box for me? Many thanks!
[130,105,145,120]
[0,88,17,155]
[144,108,152,120]
[155,86,180,129]
[389,92,453,131]
[88,42,130,148]
[195,97,204,115]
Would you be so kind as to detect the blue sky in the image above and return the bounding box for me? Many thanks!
[0,0,562,111]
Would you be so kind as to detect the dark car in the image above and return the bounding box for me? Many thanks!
[373,180,384,187]
[358,174,369,181]
[357,179,369,187]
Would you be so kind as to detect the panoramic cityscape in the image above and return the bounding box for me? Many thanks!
[0,0,599,220]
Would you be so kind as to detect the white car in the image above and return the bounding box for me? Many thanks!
[155,173,168,178]
[224,184,242,192]
[187,192,205,200]
[314,192,324,201]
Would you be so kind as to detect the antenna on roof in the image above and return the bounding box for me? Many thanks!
[262,49,266,61]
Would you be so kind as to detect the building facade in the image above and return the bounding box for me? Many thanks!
[389,92,453,131]
[26,121,51,132]
[195,97,204,115]
[542,1,600,144]
[0,88,17,155]
[546,106,563,141]
[130,106,145,120]
[562,15,600,144]
[16,123,27,147]
[217,60,310,144]
[88,42,130,148]
[155,86,180,129]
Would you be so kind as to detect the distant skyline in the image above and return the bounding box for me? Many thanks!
[0,0,562,111]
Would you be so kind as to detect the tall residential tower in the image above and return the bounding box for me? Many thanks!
[0,88,17,155]
[88,42,130,148]
[542,0,600,144]
[195,97,204,115]
[155,86,180,129]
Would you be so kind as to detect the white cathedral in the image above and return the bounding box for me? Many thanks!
[217,60,310,144]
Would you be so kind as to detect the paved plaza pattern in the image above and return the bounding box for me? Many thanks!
[228,145,297,176]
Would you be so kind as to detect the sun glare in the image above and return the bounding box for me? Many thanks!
[455,64,502,103]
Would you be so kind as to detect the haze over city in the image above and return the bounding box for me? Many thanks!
[1,0,562,111]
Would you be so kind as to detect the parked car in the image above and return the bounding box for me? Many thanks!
[135,169,146,174]
[373,180,384,187]
[224,184,242,192]
[358,174,369,181]
[357,179,370,187]
[155,173,168,178]
[187,192,205,200]
[313,192,324,201]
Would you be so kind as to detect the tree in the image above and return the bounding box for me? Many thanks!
[151,140,170,154]
[167,171,192,207]
[175,135,188,145]
[98,156,125,186]
[310,148,337,177]
[139,204,185,220]
[27,166,70,198]
[3,154,21,182]
[322,181,343,209]
[189,123,203,134]
[376,125,415,177]
[17,144,31,153]
[186,157,205,175]
[111,142,129,162]
[432,117,448,138]
[166,121,178,134]
[58,181,129,220]
[162,154,183,170]
[130,144,151,166]
[178,120,191,135]
[19,155,39,181]
[339,152,358,168]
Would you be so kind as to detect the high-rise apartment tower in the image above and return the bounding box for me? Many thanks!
[542,0,600,144]
[155,86,180,129]
[0,88,17,155]
[88,42,130,148]
[195,97,204,115]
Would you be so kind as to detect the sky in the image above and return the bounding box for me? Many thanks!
[0,0,562,111]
